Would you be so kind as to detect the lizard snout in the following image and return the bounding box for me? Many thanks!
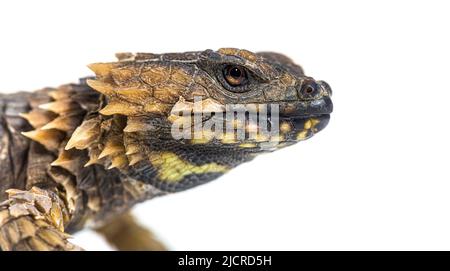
[296,78,332,100]
[318,80,332,97]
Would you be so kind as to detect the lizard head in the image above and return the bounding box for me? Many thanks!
[83,48,332,192]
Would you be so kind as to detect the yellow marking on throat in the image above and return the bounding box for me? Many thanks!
[304,118,320,130]
[296,130,309,140]
[296,118,320,141]
[148,152,229,183]
[280,122,292,133]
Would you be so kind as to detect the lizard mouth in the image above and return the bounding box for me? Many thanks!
[168,93,332,148]
[278,113,330,143]
[276,93,333,143]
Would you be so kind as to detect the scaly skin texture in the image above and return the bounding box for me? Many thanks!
[0,48,332,250]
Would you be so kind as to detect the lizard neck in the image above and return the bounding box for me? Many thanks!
[21,80,168,228]
[22,77,255,228]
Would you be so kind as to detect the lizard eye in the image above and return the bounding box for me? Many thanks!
[223,65,248,87]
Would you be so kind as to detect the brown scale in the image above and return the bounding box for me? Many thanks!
[19,86,89,215]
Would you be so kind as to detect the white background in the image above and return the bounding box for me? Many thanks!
[1,0,449,250]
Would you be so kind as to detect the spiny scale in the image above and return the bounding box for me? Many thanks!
[65,118,101,150]
[91,124,130,170]
[19,110,56,129]
[127,153,144,166]
[85,79,115,96]
[123,117,155,133]
[20,84,91,174]
[51,149,84,175]
[124,144,140,155]
[41,114,82,132]
[86,64,174,116]
[89,88,170,116]
[38,100,81,114]
[99,100,143,116]
[98,136,125,159]
[108,154,128,169]
[84,147,102,167]
[48,87,76,100]
[21,129,65,152]
[87,63,118,79]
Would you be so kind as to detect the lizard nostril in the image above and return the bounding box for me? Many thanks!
[299,80,319,98]
[304,85,315,94]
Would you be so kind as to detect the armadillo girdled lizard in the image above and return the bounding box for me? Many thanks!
[0,48,332,251]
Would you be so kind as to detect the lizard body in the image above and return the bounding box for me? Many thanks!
[0,48,332,250]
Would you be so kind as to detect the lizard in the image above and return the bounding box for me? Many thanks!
[0,48,333,251]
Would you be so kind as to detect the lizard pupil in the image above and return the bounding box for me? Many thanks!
[229,67,242,78]
[223,65,247,87]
